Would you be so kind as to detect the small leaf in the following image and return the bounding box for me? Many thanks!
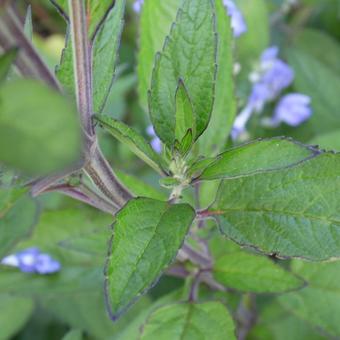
[138,0,181,111]
[149,0,217,146]
[278,260,340,338]
[92,0,125,113]
[198,138,321,180]
[0,188,38,258]
[0,49,17,82]
[94,114,167,174]
[140,302,236,340]
[175,80,195,142]
[105,198,195,319]
[213,252,305,293]
[0,79,81,175]
[211,153,340,260]
[24,5,33,40]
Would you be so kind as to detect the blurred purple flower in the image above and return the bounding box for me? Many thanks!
[272,93,312,126]
[232,46,295,139]
[248,46,294,111]
[133,0,144,13]
[147,125,162,153]
[1,247,61,274]
[223,0,247,37]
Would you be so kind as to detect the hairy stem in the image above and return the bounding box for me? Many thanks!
[68,0,94,138]
[85,145,133,207]
[45,183,117,215]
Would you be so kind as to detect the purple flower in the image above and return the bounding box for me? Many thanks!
[248,46,294,111]
[232,46,295,139]
[223,0,247,38]
[147,125,162,153]
[272,93,312,126]
[133,0,144,13]
[1,247,61,274]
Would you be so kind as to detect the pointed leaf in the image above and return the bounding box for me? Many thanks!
[213,252,305,293]
[198,138,321,180]
[105,198,195,319]
[92,0,125,113]
[175,80,195,142]
[94,114,167,174]
[138,0,181,111]
[149,0,217,146]
[141,302,236,340]
[211,153,340,260]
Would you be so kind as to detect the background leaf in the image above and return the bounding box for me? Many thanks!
[287,48,340,139]
[278,260,340,338]
[0,294,34,339]
[0,188,38,258]
[140,302,236,340]
[213,252,304,293]
[0,79,81,175]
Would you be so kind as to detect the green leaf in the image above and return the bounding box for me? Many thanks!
[175,80,195,142]
[287,48,340,135]
[213,252,304,293]
[0,49,17,82]
[18,207,112,266]
[199,0,236,156]
[0,188,38,258]
[94,114,167,174]
[115,170,167,201]
[140,302,236,340]
[0,294,34,339]
[278,260,340,338]
[138,0,180,111]
[0,79,81,175]
[105,198,195,319]
[92,0,125,113]
[149,0,217,146]
[211,153,340,260]
[198,138,320,180]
